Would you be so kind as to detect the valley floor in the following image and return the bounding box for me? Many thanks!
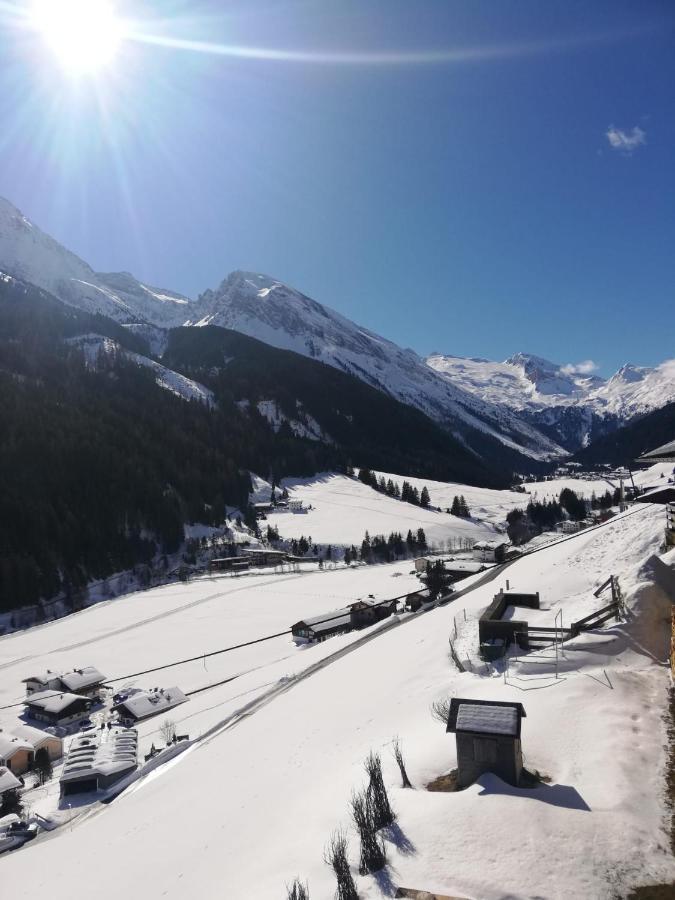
[1,505,674,898]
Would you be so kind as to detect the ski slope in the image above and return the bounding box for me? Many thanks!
[1,504,673,898]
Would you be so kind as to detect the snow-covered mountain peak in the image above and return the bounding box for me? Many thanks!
[608,363,649,385]
[0,199,193,326]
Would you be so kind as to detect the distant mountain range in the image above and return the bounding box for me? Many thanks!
[1,195,674,464]
[427,352,675,450]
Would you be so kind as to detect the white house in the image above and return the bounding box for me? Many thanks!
[112,687,188,722]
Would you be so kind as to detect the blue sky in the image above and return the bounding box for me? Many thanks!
[0,0,673,374]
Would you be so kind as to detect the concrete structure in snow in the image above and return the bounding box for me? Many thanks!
[446,698,526,788]
[60,729,138,798]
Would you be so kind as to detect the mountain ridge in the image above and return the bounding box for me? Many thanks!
[2,195,673,459]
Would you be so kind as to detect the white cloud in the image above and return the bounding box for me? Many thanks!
[561,360,599,376]
[606,125,646,154]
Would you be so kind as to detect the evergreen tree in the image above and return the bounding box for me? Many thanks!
[420,486,431,508]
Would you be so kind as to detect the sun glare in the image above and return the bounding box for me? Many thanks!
[30,0,124,74]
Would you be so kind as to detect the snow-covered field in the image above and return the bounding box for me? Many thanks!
[1,503,673,898]
[524,462,675,503]
[263,473,508,547]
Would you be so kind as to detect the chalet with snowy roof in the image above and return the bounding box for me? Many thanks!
[112,687,188,722]
[472,540,509,563]
[58,666,106,697]
[0,733,33,776]
[59,729,138,798]
[22,665,106,698]
[21,670,62,696]
[24,691,92,727]
[447,698,526,788]
[349,597,397,629]
[11,725,63,761]
[0,766,21,800]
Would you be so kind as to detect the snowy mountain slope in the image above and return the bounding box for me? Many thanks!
[65,333,214,406]
[268,472,500,546]
[0,197,192,326]
[186,271,566,461]
[428,351,675,450]
[0,506,672,898]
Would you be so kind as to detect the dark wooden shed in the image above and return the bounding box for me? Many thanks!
[446,698,526,788]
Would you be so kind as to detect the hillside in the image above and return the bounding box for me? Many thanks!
[573,400,675,468]
[0,276,516,614]
[163,325,511,488]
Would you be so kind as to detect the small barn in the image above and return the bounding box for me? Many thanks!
[247,548,287,566]
[405,589,430,612]
[24,691,92,727]
[209,556,253,573]
[112,687,188,722]
[291,608,352,643]
[446,698,526,788]
[349,597,397,629]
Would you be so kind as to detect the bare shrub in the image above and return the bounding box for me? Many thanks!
[430,697,451,725]
[160,719,176,744]
[324,829,358,900]
[392,736,412,788]
[351,788,387,875]
[364,751,394,829]
[286,877,309,900]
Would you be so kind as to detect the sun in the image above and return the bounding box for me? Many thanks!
[30,0,124,75]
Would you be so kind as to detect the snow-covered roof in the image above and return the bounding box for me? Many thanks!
[58,666,106,691]
[21,670,59,686]
[447,698,526,737]
[0,733,32,759]
[60,729,138,785]
[25,691,89,714]
[640,439,675,461]
[295,608,352,634]
[0,766,21,794]
[113,687,188,721]
[473,540,508,550]
[10,724,62,749]
[456,703,518,736]
[444,561,486,573]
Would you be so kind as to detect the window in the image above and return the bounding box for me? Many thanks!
[473,737,497,764]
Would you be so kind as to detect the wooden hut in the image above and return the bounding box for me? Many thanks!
[446,698,527,788]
